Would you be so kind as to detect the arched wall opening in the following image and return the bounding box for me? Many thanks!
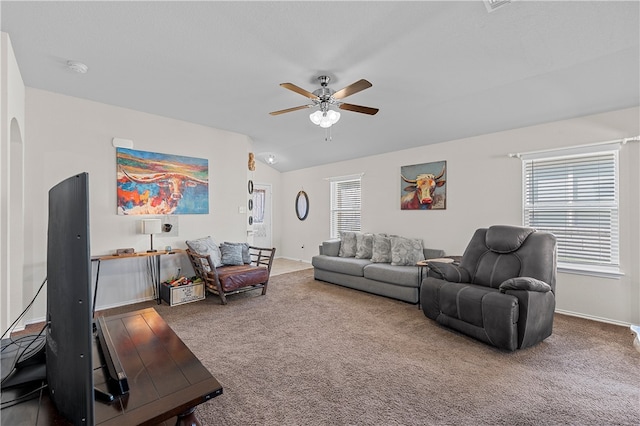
[3,118,25,333]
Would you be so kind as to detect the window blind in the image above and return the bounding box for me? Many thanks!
[523,149,619,270]
[330,178,361,238]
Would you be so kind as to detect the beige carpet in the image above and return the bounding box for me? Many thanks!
[107,269,640,425]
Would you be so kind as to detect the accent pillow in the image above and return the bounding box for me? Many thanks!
[338,231,358,257]
[355,233,374,259]
[220,243,244,266]
[390,236,425,266]
[224,241,251,264]
[371,234,392,263]
[185,236,222,268]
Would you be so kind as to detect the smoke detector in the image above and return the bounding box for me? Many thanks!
[484,0,511,13]
[66,60,88,74]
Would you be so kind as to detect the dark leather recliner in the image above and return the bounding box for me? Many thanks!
[421,225,557,351]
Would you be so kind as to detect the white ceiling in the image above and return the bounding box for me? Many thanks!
[2,1,638,172]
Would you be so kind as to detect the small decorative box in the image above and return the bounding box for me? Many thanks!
[161,282,205,306]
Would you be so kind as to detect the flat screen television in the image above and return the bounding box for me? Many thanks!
[45,172,94,425]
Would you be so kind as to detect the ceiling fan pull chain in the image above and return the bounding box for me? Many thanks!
[325,126,332,142]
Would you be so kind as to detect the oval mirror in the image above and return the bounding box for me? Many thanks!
[295,190,309,221]
[248,199,253,211]
[248,180,254,194]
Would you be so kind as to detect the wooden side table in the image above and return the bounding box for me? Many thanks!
[91,250,184,313]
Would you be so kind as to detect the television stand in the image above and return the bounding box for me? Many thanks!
[1,308,223,425]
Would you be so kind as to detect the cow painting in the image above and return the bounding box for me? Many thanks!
[116,148,209,215]
[400,161,446,210]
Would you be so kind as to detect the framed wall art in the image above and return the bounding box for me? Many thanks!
[116,148,209,215]
[400,160,446,210]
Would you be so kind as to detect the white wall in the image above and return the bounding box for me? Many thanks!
[6,75,639,328]
[1,33,26,334]
[21,88,280,323]
[280,107,640,325]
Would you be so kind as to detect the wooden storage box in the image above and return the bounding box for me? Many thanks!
[161,282,205,306]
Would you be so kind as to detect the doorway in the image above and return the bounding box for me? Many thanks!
[252,183,272,248]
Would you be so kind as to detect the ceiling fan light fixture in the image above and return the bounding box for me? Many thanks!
[309,110,323,125]
[310,109,340,128]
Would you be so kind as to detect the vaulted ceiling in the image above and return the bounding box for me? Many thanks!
[2,1,638,172]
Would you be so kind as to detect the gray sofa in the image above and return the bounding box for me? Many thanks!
[421,225,557,351]
[312,239,445,304]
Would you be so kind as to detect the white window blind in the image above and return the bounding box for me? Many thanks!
[330,177,361,238]
[522,146,620,274]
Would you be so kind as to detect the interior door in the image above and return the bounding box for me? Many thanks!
[252,184,272,248]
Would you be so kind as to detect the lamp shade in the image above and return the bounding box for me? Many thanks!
[142,219,162,235]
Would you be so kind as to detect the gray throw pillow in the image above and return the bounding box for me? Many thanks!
[390,236,425,266]
[224,241,251,264]
[338,231,358,257]
[371,234,392,263]
[220,243,244,266]
[355,233,374,259]
[186,236,222,268]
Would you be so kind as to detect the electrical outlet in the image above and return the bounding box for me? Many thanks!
[239,206,246,214]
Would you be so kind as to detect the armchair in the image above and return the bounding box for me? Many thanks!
[187,245,275,305]
[421,225,557,351]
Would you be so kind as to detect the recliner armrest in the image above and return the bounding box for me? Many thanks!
[499,277,552,293]
[426,262,470,283]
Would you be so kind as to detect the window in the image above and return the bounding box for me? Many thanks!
[330,176,361,238]
[522,144,621,276]
[253,189,266,224]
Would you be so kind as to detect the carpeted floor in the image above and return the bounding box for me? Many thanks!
[105,269,640,425]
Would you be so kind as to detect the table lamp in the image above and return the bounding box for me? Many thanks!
[141,219,162,252]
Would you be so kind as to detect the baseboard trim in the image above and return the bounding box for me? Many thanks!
[555,309,632,327]
[278,257,312,264]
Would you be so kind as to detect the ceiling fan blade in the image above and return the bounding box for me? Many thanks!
[339,103,379,115]
[332,79,373,100]
[269,105,313,116]
[280,83,319,100]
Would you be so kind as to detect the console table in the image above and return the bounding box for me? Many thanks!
[1,308,223,425]
[91,250,184,313]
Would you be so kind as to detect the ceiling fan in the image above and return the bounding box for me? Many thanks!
[269,75,379,128]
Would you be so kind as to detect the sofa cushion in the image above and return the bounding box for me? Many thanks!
[355,233,374,259]
[312,255,371,277]
[186,236,222,268]
[363,263,420,288]
[212,265,268,292]
[473,251,523,288]
[371,234,392,263]
[437,282,518,329]
[322,240,341,257]
[499,277,552,293]
[390,236,425,266]
[485,225,535,254]
[338,231,358,257]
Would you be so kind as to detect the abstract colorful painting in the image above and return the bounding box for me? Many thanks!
[400,160,446,210]
[116,148,209,215]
